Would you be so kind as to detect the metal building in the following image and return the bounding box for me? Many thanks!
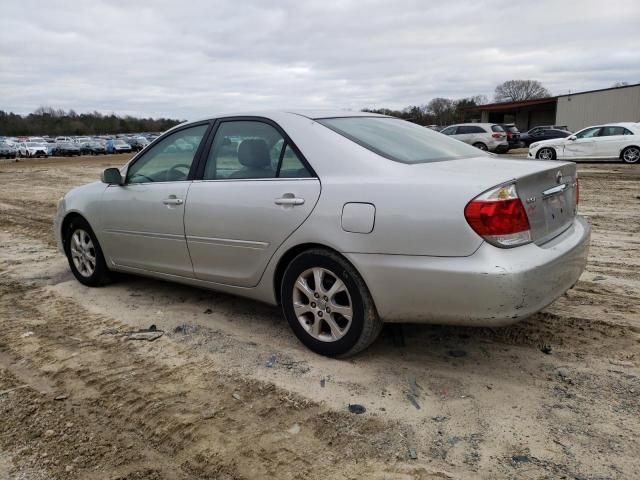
[556,84,640,131]
[467,83,640,132]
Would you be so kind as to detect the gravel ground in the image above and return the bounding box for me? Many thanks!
[0,154,639,479]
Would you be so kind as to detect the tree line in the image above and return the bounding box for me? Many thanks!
[363,95,490,126]
[364,79,552,126]
[0,107,182,136]
[2,80,561,134]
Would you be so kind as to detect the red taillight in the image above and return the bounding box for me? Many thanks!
[491,133,502,139]
[464,183,532,248]
[507,132,513,140]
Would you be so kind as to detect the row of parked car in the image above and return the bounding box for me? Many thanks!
[435,123,572,153]
[0,133,161,159]
[434,121,639,163]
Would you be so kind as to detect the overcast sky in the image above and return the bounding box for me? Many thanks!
[1,0,639,119]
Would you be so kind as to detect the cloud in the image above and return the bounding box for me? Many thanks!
[1,0,638,119]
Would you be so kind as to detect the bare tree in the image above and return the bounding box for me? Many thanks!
[494,80,551,102]
[612,81,629,87]
[426,97,456,125]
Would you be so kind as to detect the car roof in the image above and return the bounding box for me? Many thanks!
[178,110,390,127]
[581,122,639,130]
[447,123,495,127]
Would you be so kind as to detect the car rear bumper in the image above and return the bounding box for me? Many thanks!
[345,216,590,326]
[490,141,510,153]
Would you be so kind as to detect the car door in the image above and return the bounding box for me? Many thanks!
[563,127,601,159]
[99,123,210,277]
[184,119,321,287]
[596,126,629,158]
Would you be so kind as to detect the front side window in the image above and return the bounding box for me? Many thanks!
[440,126,457,135]
[318,117,482,163]
[126,124,208,184]
[575,127,602,139]
[203,121,311,180]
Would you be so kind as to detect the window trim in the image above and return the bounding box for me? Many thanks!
[192,116,317,181]
[123,120,213,185]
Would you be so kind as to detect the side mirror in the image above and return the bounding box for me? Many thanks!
[102,167,123,185]
[568,135,577,141]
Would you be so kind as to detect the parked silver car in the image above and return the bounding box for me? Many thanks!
[54,111,590,356]
[440,123,509,153]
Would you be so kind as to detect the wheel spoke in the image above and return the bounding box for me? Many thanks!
[325,278,346,299]
[330,303,352,320]
[85,250,96,263]
[294,303,313,316]
[295,278,315,301]
[312,268,324,293]
[311,317,322,337]
[324,315,343,339]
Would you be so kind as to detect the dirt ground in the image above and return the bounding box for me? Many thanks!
[0,154,639,479]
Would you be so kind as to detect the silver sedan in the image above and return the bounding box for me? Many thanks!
[54,111,590,357]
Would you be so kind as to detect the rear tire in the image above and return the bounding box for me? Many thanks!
[64,217,112,287]
[536,147,556,160]
[281,249,382,357]
[621,146,640,164]
[472,142,488,151]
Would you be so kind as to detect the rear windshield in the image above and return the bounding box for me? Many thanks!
[491,125,505,132]
[317,117,482,163]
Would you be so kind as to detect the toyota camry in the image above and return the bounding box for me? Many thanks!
[54,111,590,357]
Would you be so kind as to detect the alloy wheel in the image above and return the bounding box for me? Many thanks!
[538,148,554,160]
[70,228,97,277]
[292,267,353,342]
[623,147,639,163]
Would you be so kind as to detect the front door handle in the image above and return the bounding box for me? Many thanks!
[163,196,184,206]
[275,196,305,206]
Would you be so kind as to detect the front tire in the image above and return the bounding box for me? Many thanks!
[536,147,556,160]
[621,146,640,164]
[64,217,111,287]
[281,249,382,357]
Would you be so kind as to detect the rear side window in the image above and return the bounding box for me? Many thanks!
[203,121,312,180]
[600,126,630,136]
[491,125,505,132]
[318,117,484,164]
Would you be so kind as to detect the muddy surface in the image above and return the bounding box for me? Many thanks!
[0,155,639,479]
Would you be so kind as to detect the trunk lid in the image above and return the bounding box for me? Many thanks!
[401,156,578,247]
[515,162,577,244]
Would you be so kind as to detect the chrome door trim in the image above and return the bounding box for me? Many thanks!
[185,235,269,250]
[103,229,185,241]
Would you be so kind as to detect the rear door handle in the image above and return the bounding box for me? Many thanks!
[275,197,305,206]
[163,196,184,205]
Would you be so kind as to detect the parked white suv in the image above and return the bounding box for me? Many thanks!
[440,123,509,153]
